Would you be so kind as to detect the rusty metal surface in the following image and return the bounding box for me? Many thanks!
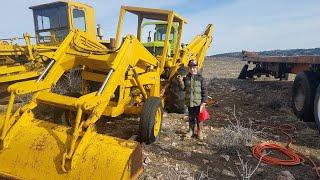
[242,51,320,64]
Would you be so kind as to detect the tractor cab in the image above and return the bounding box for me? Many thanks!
[115,6,187,70]
[142,22,178,57]
[30,1,97,45]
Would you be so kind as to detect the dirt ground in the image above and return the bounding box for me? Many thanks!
[140,58,320,180]
[0,58,320,179]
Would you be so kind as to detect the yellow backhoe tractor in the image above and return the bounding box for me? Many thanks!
[0,1,101,84]
[0,3,213,180]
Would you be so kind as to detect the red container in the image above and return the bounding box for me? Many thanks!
[198,107,210,122]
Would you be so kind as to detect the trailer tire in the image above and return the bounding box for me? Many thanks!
[292,71,319,122]
[314,85,320,131]
[247,70,254,79]
[140,97,163,144]
[238,64,248,79]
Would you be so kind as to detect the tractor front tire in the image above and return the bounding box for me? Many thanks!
[140,97,163,144]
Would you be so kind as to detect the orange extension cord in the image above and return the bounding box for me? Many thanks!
[251,124,320,178]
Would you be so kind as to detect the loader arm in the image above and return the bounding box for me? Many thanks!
[1,29,160,178]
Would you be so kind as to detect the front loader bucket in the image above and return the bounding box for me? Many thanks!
[0,118,143,180]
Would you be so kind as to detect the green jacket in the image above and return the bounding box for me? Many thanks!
[179,73,208,107]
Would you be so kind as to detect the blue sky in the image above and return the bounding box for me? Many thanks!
[0,0,319,55]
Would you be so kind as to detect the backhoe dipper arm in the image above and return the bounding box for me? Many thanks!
[169,24,214,79]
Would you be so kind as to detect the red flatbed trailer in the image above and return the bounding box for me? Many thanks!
[240,51,320,131]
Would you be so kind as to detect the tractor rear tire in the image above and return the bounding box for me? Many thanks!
[314,85,320,131]
[292,71,319,122]
[140,97,163,144]
[165,67,187,114]
[166,77,186,114]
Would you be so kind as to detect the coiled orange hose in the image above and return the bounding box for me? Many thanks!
[252,142,301,165]
[251,124,320,178]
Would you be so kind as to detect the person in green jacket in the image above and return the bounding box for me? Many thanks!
[178,59,208,139]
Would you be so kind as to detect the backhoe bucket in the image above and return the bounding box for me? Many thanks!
[0,118,143,180]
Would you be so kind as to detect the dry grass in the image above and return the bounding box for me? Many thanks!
[154,164,214,180]
[213,106,260,152]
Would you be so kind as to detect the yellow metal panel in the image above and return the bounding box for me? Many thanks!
[82,71,106,82]
[0,118,143,180]
[0,65,27,75]
[0,114,4,134]
[0,71,40,83]
[121,6,188,23]
[36,92,78,109]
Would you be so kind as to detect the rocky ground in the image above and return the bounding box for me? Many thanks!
[0,58,320,179]
[140,58,320,180]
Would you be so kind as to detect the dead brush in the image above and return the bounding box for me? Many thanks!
[52,68,82,95]
[33,68,82,122]
[165,164,214,180]
[213,105,260,152]
[234,150,270,180]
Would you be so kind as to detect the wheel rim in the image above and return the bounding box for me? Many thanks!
[294,85,305,111]
[153,108,162,137]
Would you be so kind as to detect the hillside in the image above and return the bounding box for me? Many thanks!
[210,48,320,58]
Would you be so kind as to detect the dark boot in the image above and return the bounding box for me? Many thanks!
[186,123,195,138]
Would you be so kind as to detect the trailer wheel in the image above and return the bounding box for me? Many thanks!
[140,97,163,144]
[238,64,248,79]
[314,85,320,131]
[292,72,319,122]
[246,70,254,79]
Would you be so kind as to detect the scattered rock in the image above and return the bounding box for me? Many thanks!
[185,151,192,157]
[220,154,230,162]
[277,171,295,180]
[245,94,254,99]
[172,142,177,146]
[221,169,236,177]
[213,167,220,173]
[202,159,210,164]
[174,164,179,171]
[144,175,153,180]
[163,137,170,141]
[256,168,264,174]
[230,86,237,92]
[155,173,163,179]
[260,162,267,167]
[144,157,151,164]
